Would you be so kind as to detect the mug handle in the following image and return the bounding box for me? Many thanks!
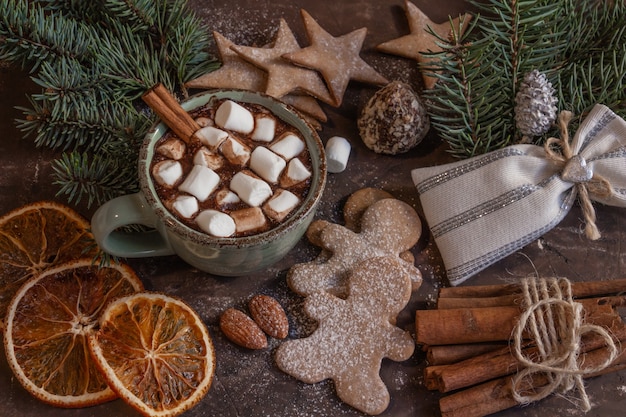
[91,193,175,258]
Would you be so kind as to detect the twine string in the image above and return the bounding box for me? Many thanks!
[511,277,619,411]
[544,111,614,240]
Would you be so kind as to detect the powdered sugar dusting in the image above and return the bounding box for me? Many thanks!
[288,198,423,297]
[275,256,415,415]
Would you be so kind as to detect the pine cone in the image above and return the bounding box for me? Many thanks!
[514,70,558,137]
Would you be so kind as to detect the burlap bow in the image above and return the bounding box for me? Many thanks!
[411,104,626,286]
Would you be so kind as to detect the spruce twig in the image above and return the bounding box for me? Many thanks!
[0,0,94,71]
[52,150,140,208]
[423,0,626,159]
[0,0,218,208]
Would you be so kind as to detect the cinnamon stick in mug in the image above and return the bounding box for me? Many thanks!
[142,83,200,143]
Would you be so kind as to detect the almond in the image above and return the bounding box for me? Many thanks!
[248,294,289,339]
[219,307,267,349]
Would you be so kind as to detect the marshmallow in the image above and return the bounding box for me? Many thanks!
[193,147,224,171]
[195,126,228,150]
[215,100,254,134]
[215,188,241,207]
[196,209,236,237]
[230,170,272,207]
[250,146,286,183]
[172,195,198,218]
[178,165,220,202]
[325,136,351,173]
[221,136,251,166]
[280,157,311,188]
[251,114,276,142]
[231,207,267,234]
[270,132,305,160]
[263,189,300,222]
[157,138,186,160]
[152,160,183,187]
[195,116,214,127]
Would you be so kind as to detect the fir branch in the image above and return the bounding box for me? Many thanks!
[94,20,175,97]
[554,1,626,116]
[423,0,626,159]
[1,0,218,206]
[557,45,626,117]
[30,57,115,107]
[16,93,148,152]
[36,0,104,23]
[166,12,218,92]
[98,0,217,95]
[423,13,517,157]
[0,0,94,71]
[100,0,157,33]
[52,149,140,208]
[152,0,190,34]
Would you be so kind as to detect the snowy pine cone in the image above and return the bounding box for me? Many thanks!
[514,69,558,137]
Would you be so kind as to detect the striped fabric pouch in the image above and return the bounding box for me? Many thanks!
[411,104,626,285]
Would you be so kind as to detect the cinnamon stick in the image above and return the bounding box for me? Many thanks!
[428,319,626,393]
[437,293,519,309]
[439,344,626,417]
[437,278,626,309]
[141,83,200,143]
[426,344,524,393]
[416,297,623,345]
[428,278,626,416]
[439,376,518,417]
[416,305,520,345]
[438,283,519,300]
[427,343,506,365]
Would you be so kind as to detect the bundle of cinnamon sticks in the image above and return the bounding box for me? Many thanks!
[415,279,626,417]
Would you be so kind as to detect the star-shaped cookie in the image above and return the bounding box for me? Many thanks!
[281,94,327,123]
[232,19,335,106]
[186,31,326,124]
[185,31,267,92]
[377,0,471,89]
[283,9,388,107]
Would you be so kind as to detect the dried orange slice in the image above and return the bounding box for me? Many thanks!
[88,292,215,417]
[0,201,97,330]
[3,258,144,408]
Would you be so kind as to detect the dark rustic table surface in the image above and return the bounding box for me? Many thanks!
[1,1,625,416]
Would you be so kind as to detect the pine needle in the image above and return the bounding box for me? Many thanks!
[423,0,626,159]
[0,0,217,207]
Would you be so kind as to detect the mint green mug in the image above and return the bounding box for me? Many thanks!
[91,90,326,276]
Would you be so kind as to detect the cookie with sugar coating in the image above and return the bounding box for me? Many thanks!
[276,256,415,415]
[288,194,422,298]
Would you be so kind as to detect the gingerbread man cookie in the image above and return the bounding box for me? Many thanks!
[275,256,415,415]
[288,196,422,297]
[309,187,417,265]
[343,187,395,232]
